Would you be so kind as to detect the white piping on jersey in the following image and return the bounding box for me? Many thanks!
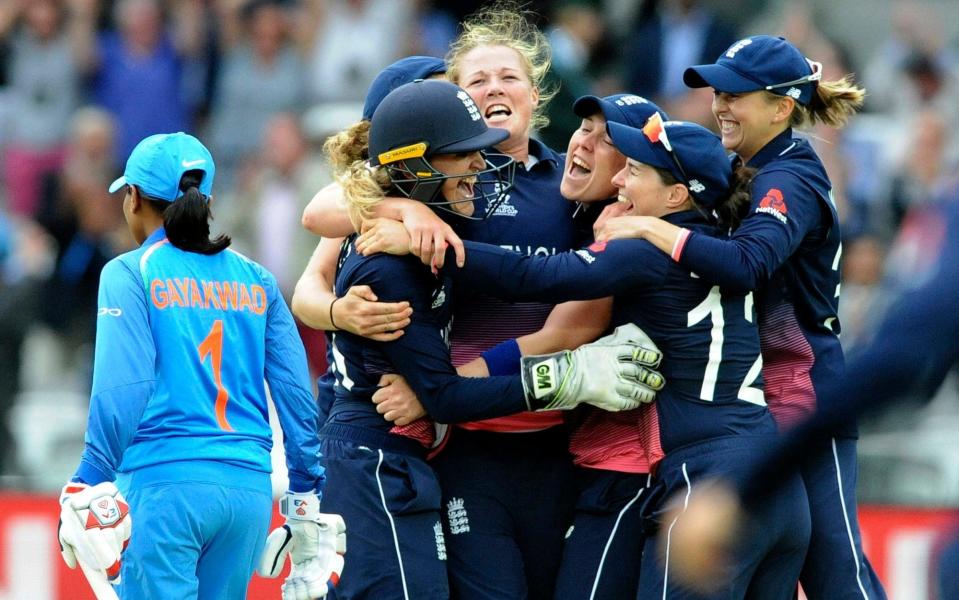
[778,142,797,156]
[375,449,411,600]
[588,474,651,600]
[330,333,354,391]
[832,438,870,599]
[138,239,170,288]
[662,464,693,600]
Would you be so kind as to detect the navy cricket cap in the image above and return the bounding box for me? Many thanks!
[108,132,215,201]
[362,56,447,121]
[368,80,508,167]
[684,35,822,106]
[607,115,731,209]
[572,93,667,128]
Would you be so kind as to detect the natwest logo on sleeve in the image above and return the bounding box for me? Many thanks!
[755,188,788,224]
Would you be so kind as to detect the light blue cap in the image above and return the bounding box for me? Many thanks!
[108,132,215,202]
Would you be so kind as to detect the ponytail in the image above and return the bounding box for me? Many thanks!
[336,160,392,230]
[713,166,756,231]
[790,75,865,129]
[150,170,230,255]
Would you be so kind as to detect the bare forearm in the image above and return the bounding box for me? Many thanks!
[302,183,355,237]
[518,299,612,354]
[291,239,340,330]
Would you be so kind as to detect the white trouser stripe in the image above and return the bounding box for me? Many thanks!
[662,464,692,600]
[588,474,651,600]
[375,449,410,600]
[831,437,870,599]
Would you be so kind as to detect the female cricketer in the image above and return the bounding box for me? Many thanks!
[57,132,344,600]
[598,35,882,600]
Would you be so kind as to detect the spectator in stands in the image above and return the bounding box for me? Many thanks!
[86,0,206,158]
[207,0,306,189]
[0,212,53,477]
[884,108,956,236]
[539,0,603,150]
[302,0,415,104]
[622,0,735,117]
[219,112,326,299]
[0,0,86,218]
[35,107,126,372]
[837,234,885,352]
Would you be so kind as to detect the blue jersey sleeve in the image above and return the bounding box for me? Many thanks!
[678,171,825,292]
[357,259,530,423]
[262,272,325,495]
[75,258,156,485]
[451,239,670,302]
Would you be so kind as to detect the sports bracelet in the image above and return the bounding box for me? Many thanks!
[329,297,342,331]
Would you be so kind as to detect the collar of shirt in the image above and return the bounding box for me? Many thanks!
[142,227,167,247]
[662,208,710,228]
[524,138,561,171]
[736,127,797,170]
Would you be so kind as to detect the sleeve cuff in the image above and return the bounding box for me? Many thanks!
[75,460,113,486]
[670,228,692,262]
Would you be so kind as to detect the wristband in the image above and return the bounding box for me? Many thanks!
[280,491,322,521]
[329,297,341,331]
[481,338,522,376]
[670,228,692,262]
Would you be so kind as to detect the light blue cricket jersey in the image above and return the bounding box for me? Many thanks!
[75,227,324,494]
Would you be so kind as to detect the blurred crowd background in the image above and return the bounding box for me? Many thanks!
[1,0,958,506]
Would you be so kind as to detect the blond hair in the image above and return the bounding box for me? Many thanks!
[323,119,372,172]
[445,1,556,132]
[775,75,866,129]
[323,121,390,229]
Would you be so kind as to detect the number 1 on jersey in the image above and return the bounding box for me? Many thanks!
[199,319,233,431]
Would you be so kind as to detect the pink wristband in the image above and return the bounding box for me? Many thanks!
[671,228,692,262]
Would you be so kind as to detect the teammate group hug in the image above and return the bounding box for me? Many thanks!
[54,2,886,599]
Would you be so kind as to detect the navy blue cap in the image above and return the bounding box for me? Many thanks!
[607,115,731,209]
[108,132,214,201]
[572,93,668,128]
[684,35,822,105]
[368,80,508,167]
[362,56,447,121]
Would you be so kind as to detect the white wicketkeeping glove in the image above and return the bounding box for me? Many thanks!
[58,481,132,584]
[258,492,347,600]
[521,323,665,412]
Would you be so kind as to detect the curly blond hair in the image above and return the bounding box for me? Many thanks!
[445,1,556,132]
[323,122,391,229]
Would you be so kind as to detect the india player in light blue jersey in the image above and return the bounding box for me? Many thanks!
[56,132,346,600]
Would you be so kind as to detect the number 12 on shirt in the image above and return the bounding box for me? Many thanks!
[687,287,765,406]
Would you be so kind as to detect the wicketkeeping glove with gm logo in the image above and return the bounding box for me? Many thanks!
[521,323,665,412]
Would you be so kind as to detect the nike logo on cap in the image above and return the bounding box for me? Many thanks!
[182,159,206,168]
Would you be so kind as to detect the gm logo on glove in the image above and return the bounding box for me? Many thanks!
[533,360,557,398]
